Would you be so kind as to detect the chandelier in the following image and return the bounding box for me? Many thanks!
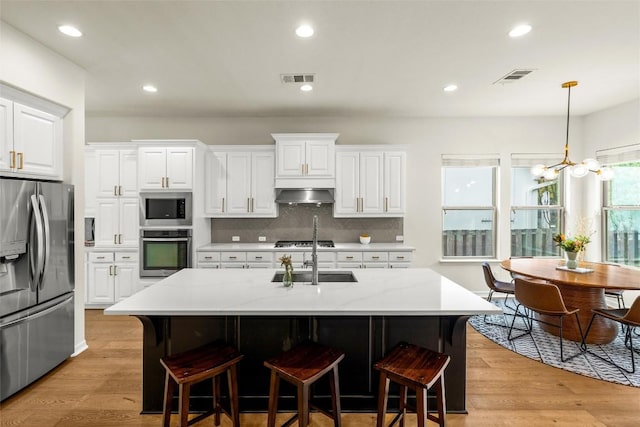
[531,81,614,181]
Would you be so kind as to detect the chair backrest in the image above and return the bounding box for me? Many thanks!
[514,278,569,315]
[482,262,498,292]
[623,296,640,326]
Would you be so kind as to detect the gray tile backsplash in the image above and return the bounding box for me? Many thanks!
[211,204,403,243]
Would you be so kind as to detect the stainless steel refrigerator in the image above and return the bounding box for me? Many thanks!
[0,178,74,401]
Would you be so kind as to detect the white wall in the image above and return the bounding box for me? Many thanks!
[0,23,87,353]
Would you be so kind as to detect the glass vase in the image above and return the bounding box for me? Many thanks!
[565,251,578,269]
[283,266,294,287]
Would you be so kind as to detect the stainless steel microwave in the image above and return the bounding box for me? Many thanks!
[140,192,192,227]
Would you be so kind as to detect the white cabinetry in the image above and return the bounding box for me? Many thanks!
[1,95,64,179]
[197,252,220,268]
[272,133,337,188]
[204,147,277,217]
[336,250,413,268]
[335,147,406,217]
[138,146,193,190]
[87,251,139,306]
[86,144,139,248]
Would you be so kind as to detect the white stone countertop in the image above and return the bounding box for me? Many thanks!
[197,243,415,252]
[105,268,499,316]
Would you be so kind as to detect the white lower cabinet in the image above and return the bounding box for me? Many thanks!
[87,251,140,306]
[197,252,220,268]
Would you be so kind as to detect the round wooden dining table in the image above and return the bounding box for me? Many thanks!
[500,258,640,344]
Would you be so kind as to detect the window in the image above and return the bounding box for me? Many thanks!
[510,157,564,257]
[600,147,640,267]
[441,155,498,258]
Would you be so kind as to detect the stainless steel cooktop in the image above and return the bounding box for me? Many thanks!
[274,240,335,248]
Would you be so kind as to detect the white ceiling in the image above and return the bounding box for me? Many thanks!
[1,0,639,118]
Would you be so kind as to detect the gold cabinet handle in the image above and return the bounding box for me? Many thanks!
[114,234,117,244]
[165,176,169,188]
[161,177,165,188]
[222,197,225,212]
[109,265,114,276]
[346,256,354,260]
[97,256,105,260]
[9,151,16,169]
[122,256,130,259]
[301,164,305,175]
[119,234,122,244]
[247,198,250,212]
[396,256,405,260]
[385,197,389,212]
[306,163,309,175]
[255,256,262,260]
[372,256,380,259]
[113,265,117,275]
[114,185,118,196]
[251,197,254,212]
[119,185,122,196]
[229,256,237,260]
[204,256,213,260]
[17,152,23,170]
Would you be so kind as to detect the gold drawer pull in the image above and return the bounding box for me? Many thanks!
[396,256,405,260]
[346,256,354,260]
[372,256,380,260]
[17,152,23,170]
[204,256,213,260]
[229,256,237,260]
[10,151,16,169]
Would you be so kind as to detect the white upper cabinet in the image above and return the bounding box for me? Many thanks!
[335,147,406,217]
[272,133,337,188]
[94,197,139,247]
[1,96,63,180]
[204,147,277,217]
[96,149,138,198]
[138,146,193,190]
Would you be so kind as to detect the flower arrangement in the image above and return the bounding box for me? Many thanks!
[552,233,591,253]
[279,254,294,287]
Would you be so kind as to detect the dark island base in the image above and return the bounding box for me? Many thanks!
[136,315,470,414]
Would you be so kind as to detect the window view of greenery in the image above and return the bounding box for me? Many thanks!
[442,166,495,257]
[604,162,640,267]
[511,167,563,257]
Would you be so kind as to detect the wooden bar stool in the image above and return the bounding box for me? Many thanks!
[264,342,345,427]
[374,342,450,427]
[160,340,244,427]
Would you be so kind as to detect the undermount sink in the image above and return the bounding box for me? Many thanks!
[271,271,358,283]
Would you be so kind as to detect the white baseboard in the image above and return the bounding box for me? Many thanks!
[72,341,88,357]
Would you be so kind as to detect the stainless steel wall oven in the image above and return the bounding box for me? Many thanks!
[140,192,192,227]
[140,229,192,277]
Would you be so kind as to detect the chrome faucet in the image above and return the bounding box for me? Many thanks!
[303,215,319,285]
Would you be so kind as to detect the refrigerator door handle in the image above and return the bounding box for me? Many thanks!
[29,194,45,290]
[0,295,74,330]
[38,194,51,290]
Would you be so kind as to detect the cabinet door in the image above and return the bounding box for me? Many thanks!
[165,147,193,189]
[119,149,138,197]
[96,150,120,197]
[204,151,227,215]
[360,152,384,214]
[88,262,114,304]
[94,199,119,247]
[226,152,252,215]
[305,140,334,177]
[114,262,139,301]
[251,151,277,216]
[13,103,61,178]
[119,198,140,247]
[384,151,406,215]
[84,150,98,216]
[276,141,304,177]
[334,152,360,216]
[0,97,13,172]
[138,147,166,189]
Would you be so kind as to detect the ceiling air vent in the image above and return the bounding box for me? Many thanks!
[493,69,535,84]
[281,74,315,84]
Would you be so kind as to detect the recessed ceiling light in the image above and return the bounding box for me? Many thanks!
[443,84,458,92]
[300,84,313,92]
[142,85,158,93]
[509,24,532,38]
[58,25,82,37]
[296,24,314,38]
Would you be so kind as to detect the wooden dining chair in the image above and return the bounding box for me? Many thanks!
[583,296,640,373]
[508,278,585,362]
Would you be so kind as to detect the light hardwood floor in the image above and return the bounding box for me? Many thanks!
[1,310,638,426]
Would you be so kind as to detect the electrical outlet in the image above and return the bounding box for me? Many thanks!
[258,236,266,242]
[396,235,404,242]
[232,236,240,242]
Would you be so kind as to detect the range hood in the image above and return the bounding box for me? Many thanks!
[275,188,334,204]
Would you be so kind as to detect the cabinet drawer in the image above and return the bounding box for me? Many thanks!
[115,252,137,262]
[197,252,221,263]
[246,252,273,263]
[89,252,114,263]
[337,252,363,262]
[198,262,220,269]
[337,262,363,269]
[274,252,304,263]
[220,252,246,262]
[389,251,413,262]
[389,263,411,268]
[363,252,388,262]
[364,263,388,269]
[221,263,246,269]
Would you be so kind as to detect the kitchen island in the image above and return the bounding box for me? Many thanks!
[105,268,499,414]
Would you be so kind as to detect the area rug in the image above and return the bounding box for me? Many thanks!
[468,299,639,387]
